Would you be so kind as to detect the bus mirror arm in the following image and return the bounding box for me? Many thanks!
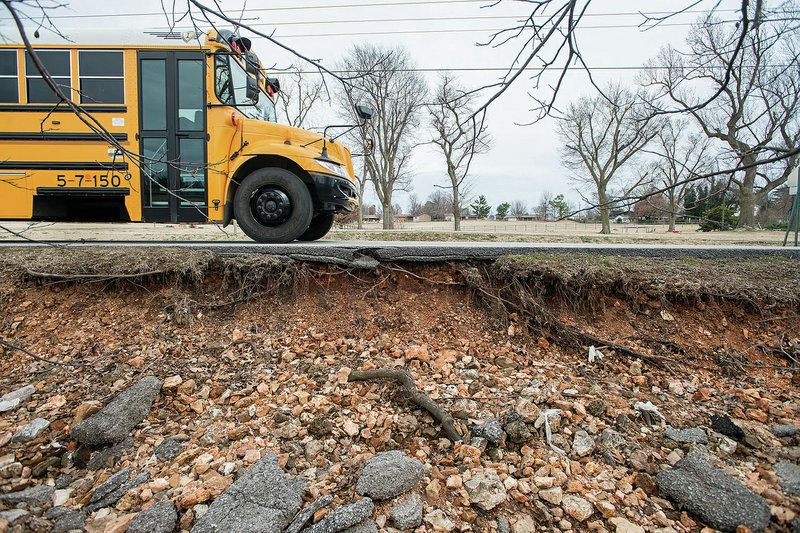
[319,108,373,161]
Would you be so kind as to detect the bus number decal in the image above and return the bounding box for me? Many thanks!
[56,174,122,188]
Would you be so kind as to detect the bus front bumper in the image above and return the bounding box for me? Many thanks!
[310,173,357,213]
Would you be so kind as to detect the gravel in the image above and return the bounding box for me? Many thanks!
[127,501,178,533]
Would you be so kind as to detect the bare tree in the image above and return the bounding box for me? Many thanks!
[535,190,554,221]
[336,44,427,229]
[644,6,800,227]
[276,65,326,129]
[407,193,423,217]
[557,85,659,234]
[650,118,711,231]
[510,200,528,219]
[428,74,491,231]
[422,189,453,221]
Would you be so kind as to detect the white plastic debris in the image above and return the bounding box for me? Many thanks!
[633,401,665,424]
[542,409,564,454]
[588,345,604,363]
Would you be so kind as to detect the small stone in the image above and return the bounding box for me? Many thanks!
[464,469,508,511]
[598,428,626,449]
[511,514,536,533]
[303,498,375,533]
[774,461,800,496]
[343,419,360,437]
[586,399,607,417]
[563,495,594,522]
[0,397,21,413]
[12,418,49,442]
[608,516,645,533]
[472,419,503,446]
[538,487,563,505]
[667,381,685,396]
[711,415,745,442]
[595,500,616,518]
[629,360,642,376]
[773,424,798,438]
[0,485,55,506]
[424,509,455,531]
[665,426,707,444]
[504,419,531,444]
[1,384,35,403]
[356,451,424,500]
[163,375,183,392]
[562,388,579,398]
[72,401,102,426]
[389,492,423,530]
[0,509,28,524]
[154,439,182,462]
[634,472,657,496]
[572,430,595,457]
[45,507,85,533]
[514,398,540,422]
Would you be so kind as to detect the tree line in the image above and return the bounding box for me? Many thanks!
[280,2,799,234]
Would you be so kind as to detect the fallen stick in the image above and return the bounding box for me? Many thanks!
[348,369,463,442]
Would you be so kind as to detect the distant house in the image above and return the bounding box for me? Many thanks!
[414,214,432,223]
[395,214,413,223]
[363,214,380,223]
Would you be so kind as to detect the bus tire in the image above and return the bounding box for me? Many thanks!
[234,167,313,243]
[297,213,335,241]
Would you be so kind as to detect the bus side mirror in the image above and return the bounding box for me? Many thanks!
[356,104,374,121]
[246,76,260,103]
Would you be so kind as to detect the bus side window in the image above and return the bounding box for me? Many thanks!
[215,54,232,104]
[0,50,18,103]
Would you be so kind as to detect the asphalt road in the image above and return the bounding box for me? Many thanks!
[1,240,798,265]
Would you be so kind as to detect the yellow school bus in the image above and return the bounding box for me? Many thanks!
[0,29,364,242]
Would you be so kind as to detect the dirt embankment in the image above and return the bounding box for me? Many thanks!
[0,248,798,532]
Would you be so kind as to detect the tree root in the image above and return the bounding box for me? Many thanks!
[348,369,463,442]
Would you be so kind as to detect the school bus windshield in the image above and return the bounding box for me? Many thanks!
[214,53,276,123]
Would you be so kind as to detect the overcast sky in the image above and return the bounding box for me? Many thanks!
[1,0,743,214]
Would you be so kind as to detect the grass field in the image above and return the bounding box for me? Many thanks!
[0,219,793,245]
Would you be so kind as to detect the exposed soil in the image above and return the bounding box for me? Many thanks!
[0,249,798,532]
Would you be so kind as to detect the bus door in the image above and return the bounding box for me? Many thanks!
[138,51,207,223]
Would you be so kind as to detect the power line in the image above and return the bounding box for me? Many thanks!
[140,10,741,29]
[268,20,740,39]
[287,64,789,74]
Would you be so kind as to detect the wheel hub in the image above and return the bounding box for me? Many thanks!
[252,187,291,225]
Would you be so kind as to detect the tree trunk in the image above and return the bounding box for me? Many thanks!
[382,200,394,229]
[667,191,676,232]
[598,187,611,234]
[737,166,757,227]
[357,202,364,230]
[452,183,461,231]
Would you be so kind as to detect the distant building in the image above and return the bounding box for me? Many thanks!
[395,214,413,223]
[414,214,432,223]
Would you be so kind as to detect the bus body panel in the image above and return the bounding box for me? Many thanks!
[0,33,357,230]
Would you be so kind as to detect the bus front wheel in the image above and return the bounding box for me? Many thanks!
[297,213,335,241]
[234,168,313,243]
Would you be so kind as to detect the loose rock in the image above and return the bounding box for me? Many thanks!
[355,451,424,500]
[562,495,594,522]
[71,376,162,445]
[572,430,595,457]
[664,426,708,444]
[711,415,745,442]
[127,501,178,533]
[656,450,771,532]
[11,418,50,442]
[472,419,503,446]
[389,492,423,530]
[773,424,799,438]
[774,461,800,496]
[304,498,374,533]
[464,469,508,511]
[0,485,55,506]
[191,454,305,533]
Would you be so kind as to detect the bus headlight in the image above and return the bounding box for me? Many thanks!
[316,159,347,179]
